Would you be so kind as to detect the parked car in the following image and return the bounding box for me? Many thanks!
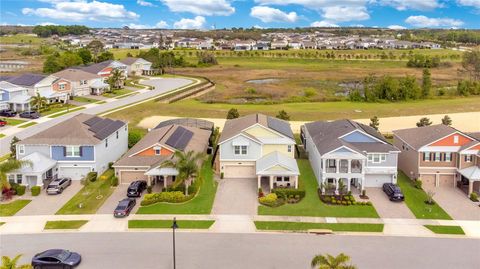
[0,119,6,127]
[114,198,136,218]
[383,183,405,201]
[19,111,40,119]
[46,177,72,195]
[0,110,17,117]
[31,249,81,268]
[127,180,147,197]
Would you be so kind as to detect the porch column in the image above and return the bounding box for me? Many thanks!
[335,178,339,190]
[468,180,473,196]
[163,175,167,188]
[348,159,351,173]
[269,175,274,190]
[147,176,151,186]
[294,176,298,189]
[257,175,261,189]
[336,159,340,173]
[360,176,365,191]
[322,159,326,173]
[347,178,351,192]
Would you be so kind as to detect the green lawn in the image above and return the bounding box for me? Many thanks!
[424,225,465,235]
[0,34,45,44]
[56,169,115,215]
[102,89,134,98]
[397,172,452,220]
[40,104,77,116]
[73,96,101,103]
[44,220,88,230]
[0,134,4,138]
[128,220,214,229]
[254,221,384,232]
[258,159,380,218]
[0,222,5,226]
[18,122,37,128]
[1,118,27,126]
[136,160,218,214]
[48,107,86,118]
[0,199,31,216]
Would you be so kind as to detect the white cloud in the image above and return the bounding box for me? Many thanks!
[405,15,464,28]
[378,0,442,11]
[160,0,234,16]
[321,5,369,22]
[388,24,406,29]
[137,0,156,7]
[22,0,139,22]
[173,16,206,29]
[155,21,169,28]
[125,20,169,29]
[38,22,59,26]
[456,0,480,8]
[250,6,298,23]
[310,20,339,27]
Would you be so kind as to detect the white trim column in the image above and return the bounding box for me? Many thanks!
[269,175,274,190]
[347,159,351,173]
[468,180,473,196]
[294,175,298,189]
[163,175,167,188]
[257,175,261,189]
[347,178,351,192]
[336,159,339,173]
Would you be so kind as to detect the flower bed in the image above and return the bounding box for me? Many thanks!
[140,191,194,206]
[318,191,372,206]
[258,193,285,207]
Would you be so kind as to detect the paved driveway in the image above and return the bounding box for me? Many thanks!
[97,184,142,215]
[16,181,82,216]
[212,178,258,215]
[366,188,415,219]
[425,186,480,220]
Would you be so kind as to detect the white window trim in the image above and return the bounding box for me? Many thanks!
[18,145,25,154]
[434,152,441,162]
[66,146,81,158]
[465,155,472,162]
[287,145,292,153]
[424,152,431,162]
[445,152,451,162]
[234,145,248,156]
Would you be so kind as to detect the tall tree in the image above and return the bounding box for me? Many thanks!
[226,108,240,119]
[77,48,92,64]
[9,136,20,158]
[1,159,32,191]
[43,55,62,74]
[86,40,104,61]
[107,69,123,91]
[416,117,432,127]
[311,253,356,269]
[461,49,480,81]
[441,115,452,126]
[421,68,432,98]
[96,51,114,63]
[369,116,379,130]
[161,151,205,195]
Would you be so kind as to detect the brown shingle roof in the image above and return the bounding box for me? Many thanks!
[119,57,140,65]
[393,124,457,150]
[52,68,100,82]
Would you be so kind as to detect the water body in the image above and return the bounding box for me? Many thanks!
[246,78,282,84]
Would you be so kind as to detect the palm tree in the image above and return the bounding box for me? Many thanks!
[311,253,356,269]
[29,93,48,112]
[161,151,205,195]
[1,254,33,269]
[107,69,123,91]
[0,159,32,191]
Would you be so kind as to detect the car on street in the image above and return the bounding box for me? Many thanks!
[383,183,405,201]
[19,111,40,119]
[0,119,6,127]
[31,249,81,268]
[114,198,136,218]
[0,110,17,117]
[46,177,72,195]
[127,180,147,197]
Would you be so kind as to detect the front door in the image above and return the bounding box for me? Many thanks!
[26,176,37,188]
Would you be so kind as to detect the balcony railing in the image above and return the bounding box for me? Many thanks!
[326,167,336,173]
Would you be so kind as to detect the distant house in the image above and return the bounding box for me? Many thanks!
[119,57,154,76]
[271,40,288,50]
[51,68,109,96]
[0,81,31,112]
[303,41,317,49]
[80,60,128,80]
[9,114,128,187]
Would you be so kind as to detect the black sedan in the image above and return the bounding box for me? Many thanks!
[19,111,40,119]
[127,180,147,197]
[0,110,17,117]
[114,198,136,218]
[31,249,81,269]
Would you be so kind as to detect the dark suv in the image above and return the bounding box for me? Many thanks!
[383,183,405,201]
[19,111,40,119]
[127,180,147,197]
[0,110,17,117]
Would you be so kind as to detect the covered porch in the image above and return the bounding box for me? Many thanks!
[7,152,57,188]
[145,167,179,190]
[9,95,31,112]
[42,89,69,104]
[321,176,364,195]
[256,151,300,193]
[458,166,480,196]
[90,80,110,95]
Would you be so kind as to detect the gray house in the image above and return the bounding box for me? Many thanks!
[9,114,128,187]
[301,119,400,193]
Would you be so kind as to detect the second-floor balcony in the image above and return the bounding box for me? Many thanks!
[324,159,362,174]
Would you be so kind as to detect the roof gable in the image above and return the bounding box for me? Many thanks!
[428,133,473,147]
[341,130,380,143]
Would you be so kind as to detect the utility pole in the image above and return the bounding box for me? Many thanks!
[172,217,178,269]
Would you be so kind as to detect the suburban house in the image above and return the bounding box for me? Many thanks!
[79,60,128,81]
[9,114,128,187]
[216,114,299,191]
[119,57,154,76]
[33,75,70,103]
[113,119,212,187]
[301,120,400,193]
[393,125,480,196]
[0,81,32,112]
[51,68,109,96]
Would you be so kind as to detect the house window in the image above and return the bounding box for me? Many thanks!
[373,154,380,163]
[287,145,292,153]
[105,139,108,148]
[241,145,247,155]
[445,152,451,162]
[59,84,65,90]
[424,152,430,161]
[434,152,441,162]
[234,146,240,155]
[327,159,336,168]
[8,174,14,183]
[453,135,459,144]
[116,131,119,139]
[154,147,161,155]
[16,174,22,184]
[18,145,25,155]
[367,154,373,162]
[465,155,473,162]
[66,146,81,157]
[380,154,386,162]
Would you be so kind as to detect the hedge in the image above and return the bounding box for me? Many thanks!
[140,191,193,206]
[31,186,41,196]
[258,193,285,207]
[272,188,306,199]
[86,172,97,182]
[15,185,26,196]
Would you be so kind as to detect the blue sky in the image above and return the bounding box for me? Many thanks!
[1,0,479,29]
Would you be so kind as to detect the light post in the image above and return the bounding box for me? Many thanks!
[172,217,178,269]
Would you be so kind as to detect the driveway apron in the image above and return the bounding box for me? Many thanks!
[97,184,142,215]
[425,186,480,221]
[365,188,415,219]
[212,178,258,215]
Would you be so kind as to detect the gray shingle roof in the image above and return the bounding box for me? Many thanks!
[393,124,457,150]
[119,57,139,65]
[79,60,114,74]
[6,73,46,87]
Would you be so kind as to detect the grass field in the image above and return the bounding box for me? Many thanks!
[258,160,380,218]
[40,104,77,116]
[0,34,45,44]
[0,199,31,216]
[18,122,37,128]
[424,225,465,235]
[128,220,214,229]
[44,220,88,230]
[397,172,451,220]
[1,118,27,126]
[254,221,384,232]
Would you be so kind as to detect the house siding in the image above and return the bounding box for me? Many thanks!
[219,136,262,160]
[367,153,398,167]
[93,123,128,174]
[244,125,281,138]
[342,131,378,143]
[419,152,457,167]
[394,134,419,179]
[17,144,50,159]
[304,127,322,183]
[52,145,95,161]
[262,144,294,158]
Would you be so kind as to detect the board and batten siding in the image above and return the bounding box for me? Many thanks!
[94,123,128,174]
[262,144,294,158]
[17,144,50,159]
[219,135,262,160]
[304,128,323,184]
[51,145,95,161]
[366,153,398,168]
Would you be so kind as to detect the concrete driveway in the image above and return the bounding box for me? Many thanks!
[16,181,82,216]
[366,188,415,219]
[97,184,142,215]
[424,186,480,221]
[212,178,258,215]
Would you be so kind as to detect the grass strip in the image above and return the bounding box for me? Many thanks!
[128,220,214,229]
[18,122,37,128]
[44,220,88,230]
[0,200,31,216]
[48,107,86,118]
[424,225,465,235]
[254,221,384,232]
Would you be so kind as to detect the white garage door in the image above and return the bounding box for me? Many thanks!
[120,171,148,184]
[224,165,256,179]
[58,167,92,180]
[364,174,393,187]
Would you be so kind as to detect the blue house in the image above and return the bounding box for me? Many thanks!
[0,81,31,112]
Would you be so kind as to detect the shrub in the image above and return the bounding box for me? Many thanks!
[15,185,26,196]
[110,176,118,187]
[220,172,224,179]
[342,201,347,205]
[86,172,97,182]
[259,193,284,207]
[348,201,352,205]
[108,162,114,169]
[273,188,306,199]
[140,191,190,206]
[470,192,479,202]
[147,186,152,194]
[414,179,423,189]
[31,186,41,196]
[366,201,372,206]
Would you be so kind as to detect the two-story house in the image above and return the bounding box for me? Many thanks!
[9,114,128,187]
[217,114,299,191]
[79,60,128,82]
[119,57,153,76]
[393,125,480,196]
[0,81,32,112]
[51,68,109,96]
[113,119,212,186]
[3,73,46,97]
[302,120,399,193]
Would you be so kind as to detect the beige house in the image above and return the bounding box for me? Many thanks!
[51,68,109,96]
[119,57,153,76]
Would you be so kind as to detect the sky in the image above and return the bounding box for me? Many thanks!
[1,0,479,30]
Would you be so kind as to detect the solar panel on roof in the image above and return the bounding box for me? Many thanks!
[83,116,102,126]
[93,120,125,140]
[89,118,114,133]
[267,117,293,139]
[165,126,193,151]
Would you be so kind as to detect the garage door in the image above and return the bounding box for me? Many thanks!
[439,174,455,188]
[421,174,436,188]
[224,165,255,179]
[364,174,393,187]
[120,171,147,184]
[58,167,92,180]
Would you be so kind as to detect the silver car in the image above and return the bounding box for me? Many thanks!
[46,178,72,195]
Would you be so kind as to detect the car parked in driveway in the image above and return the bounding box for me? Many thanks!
[31,249,81,268]
[46,178,72,195]
[19,110,40,119]
[0,119,6,127]
[114,198,136,217]
[127,180,147,197]
[0,110,17,117]
[383,183,405,201]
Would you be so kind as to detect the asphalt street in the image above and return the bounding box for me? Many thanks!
[0,77,192,155]
[1,232,479,269]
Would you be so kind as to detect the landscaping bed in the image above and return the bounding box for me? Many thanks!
[424,225,465,235]
[0,199,31,216]
[44,220,88,230]
[128,220,214,229]
[254,221,384,232]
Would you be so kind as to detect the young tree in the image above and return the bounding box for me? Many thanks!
[96,51,114,63]
[161,151,205,195]
[416,117,432,127]
[311,253,356,269]
[226,108,240,119]
[43,55,62,74]
[0,254,33,269]
[441,115,452,126]
[369,116,379,130]
[107,69,123,91]
[197,51,218,65]
[86,40,104,61]
[421,68,432,98]
[30,93,48,111]
[461,49,480,81]
[57,51,83,69]
[77,48,92,64]
[276,110,290,121]
[10,136,20,158]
